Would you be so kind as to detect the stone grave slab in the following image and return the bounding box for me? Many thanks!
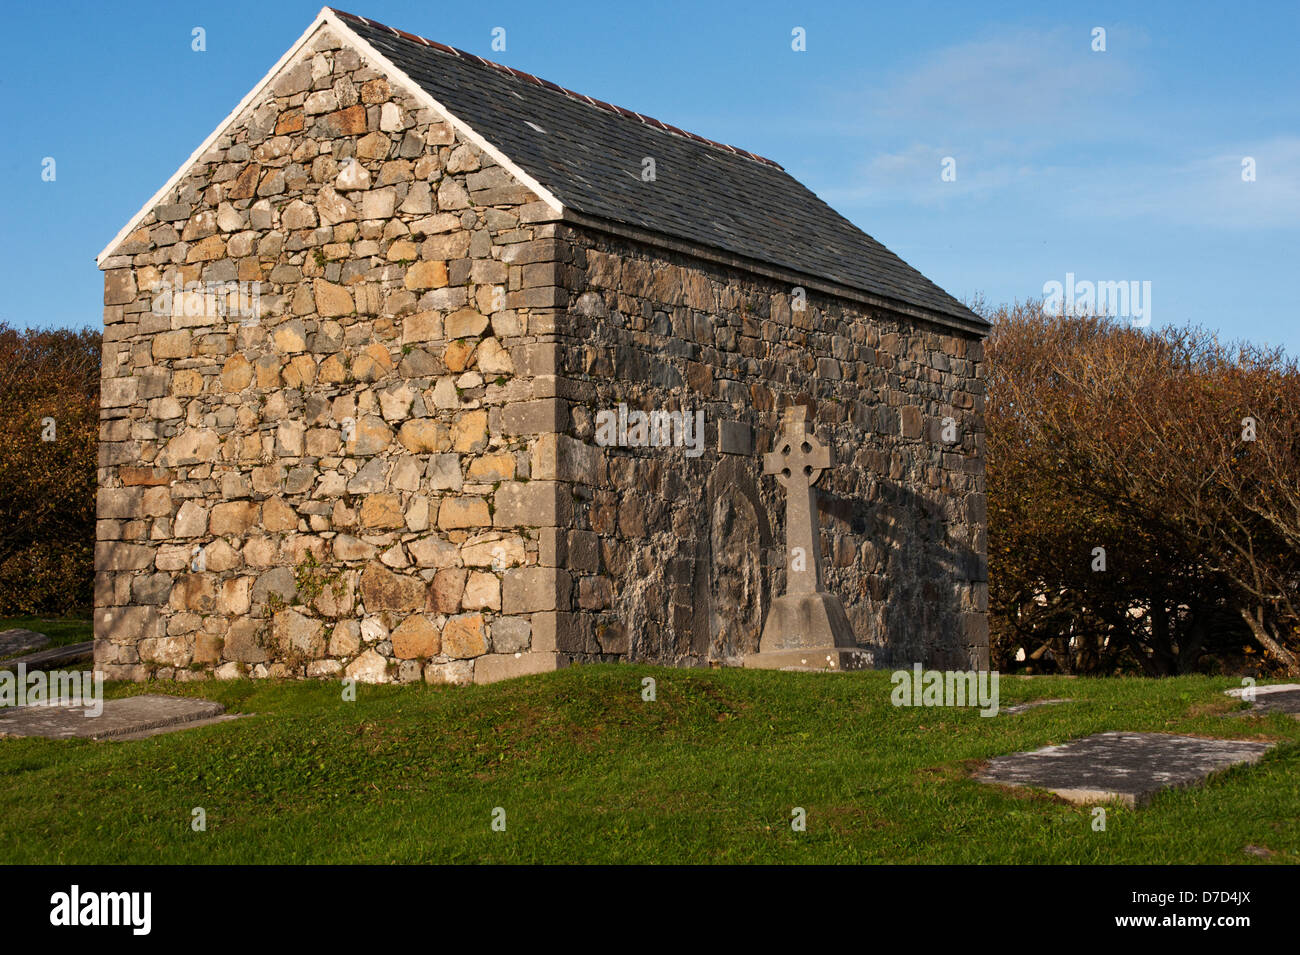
[0,629,50,658]
[0,694,239,740]
[1224,683,1300,718]
[0,641,94,672]
[977,732,1274,807]
[1000,698,1072,716]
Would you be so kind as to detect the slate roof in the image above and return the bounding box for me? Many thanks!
[339,10,984,330]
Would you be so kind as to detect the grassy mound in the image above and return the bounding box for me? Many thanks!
[1,666,1296,863]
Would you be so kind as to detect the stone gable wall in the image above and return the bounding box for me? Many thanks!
[545,226,989,670]
[95,27,570,685]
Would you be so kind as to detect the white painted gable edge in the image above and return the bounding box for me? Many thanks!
[95,6,564,269]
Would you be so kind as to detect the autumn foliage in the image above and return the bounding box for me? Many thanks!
[985,304,1300,676]
[0,322,100,614]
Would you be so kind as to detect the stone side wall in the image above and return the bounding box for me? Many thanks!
[548,226,989,670]
[95,26,569,684]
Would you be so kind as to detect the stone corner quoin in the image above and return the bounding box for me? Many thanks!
[94,19,988,688]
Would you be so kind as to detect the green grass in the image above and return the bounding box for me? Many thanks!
[0,615,92,656]
[1,666,1297,863]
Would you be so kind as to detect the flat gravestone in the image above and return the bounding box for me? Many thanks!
[1224,683,1300,718]
[1000,698,1072,716]
[978,732,1274,807]
[0,629,50,657]
[0,694,237,741]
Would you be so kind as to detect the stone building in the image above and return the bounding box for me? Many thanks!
[94,8,989,685]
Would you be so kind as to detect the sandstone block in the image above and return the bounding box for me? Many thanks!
[503,567,570,614]
[97,487,143,520]
[503,399,567,436]
[351,415,393,455]
[530,433,605,484]
[461,533,526,568]
[170,574,216,613]
[530,611,584,653]
[461,571,501,611]
[100,376,138,408]
[494,481,570,528]
[314,279,354,317]
[273,609,325,659]
[152,330,191,359]
[95,605,164,644]
[328,620,362,656]
[95,541,155,572]
[262,496,298,532]
[391,614,440,659]
[443,340,474,373]
[360,493,405,529]
[491,616,531,654]
[346,648,389,684]
[442,614,488,658]
[431,568,467,613]
[446,308,489,340]
[425,660,474,685]
[473,651,559,684]
[397,419,450,453]
[401,311,442,343]
[359,561,426,612]
[104,269,137,305]
[437,497,490,530]
[210,501,259,536]
[140,634,192,667]
[222,354,254,391]
[467,453,515,482]
[405,260,448,290]
[409,535,461,568]
[174,500,208,537]
[450,410,488,453]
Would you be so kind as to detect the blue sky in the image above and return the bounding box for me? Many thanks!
[3,0,1297,350]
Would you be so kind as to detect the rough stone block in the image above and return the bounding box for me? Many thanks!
[443,614,488,658]
[95,605,164,645]
[473,651,560,684]
[718,420,753,455]
[100,377,138,408]
[530,433,605,485]
[438,497,491,529]
[391,614,440,659]
[503,567,570,614]
[502,399,567,436]
[97,487,143,520]
[491,616,531,653]
[493,481,571,528]
[95,541,155,572]
[529,611,583,652]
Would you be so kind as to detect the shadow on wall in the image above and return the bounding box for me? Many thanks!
[821,478,984,670]
[604,434,984,672]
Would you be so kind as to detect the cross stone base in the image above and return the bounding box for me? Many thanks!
[761,590,857,651]
[747,591,860,668]
[745,646,873,673]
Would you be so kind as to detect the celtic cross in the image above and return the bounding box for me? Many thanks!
[763,405,831,595]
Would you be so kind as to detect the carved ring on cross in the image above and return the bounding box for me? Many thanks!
[764,431,831,489]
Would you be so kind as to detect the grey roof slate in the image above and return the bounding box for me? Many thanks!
[336,10,984,329]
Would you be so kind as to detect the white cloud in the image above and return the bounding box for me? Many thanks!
[861,26,1143,138]
[1055,138,1300,229]
[818,143,1031,205]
